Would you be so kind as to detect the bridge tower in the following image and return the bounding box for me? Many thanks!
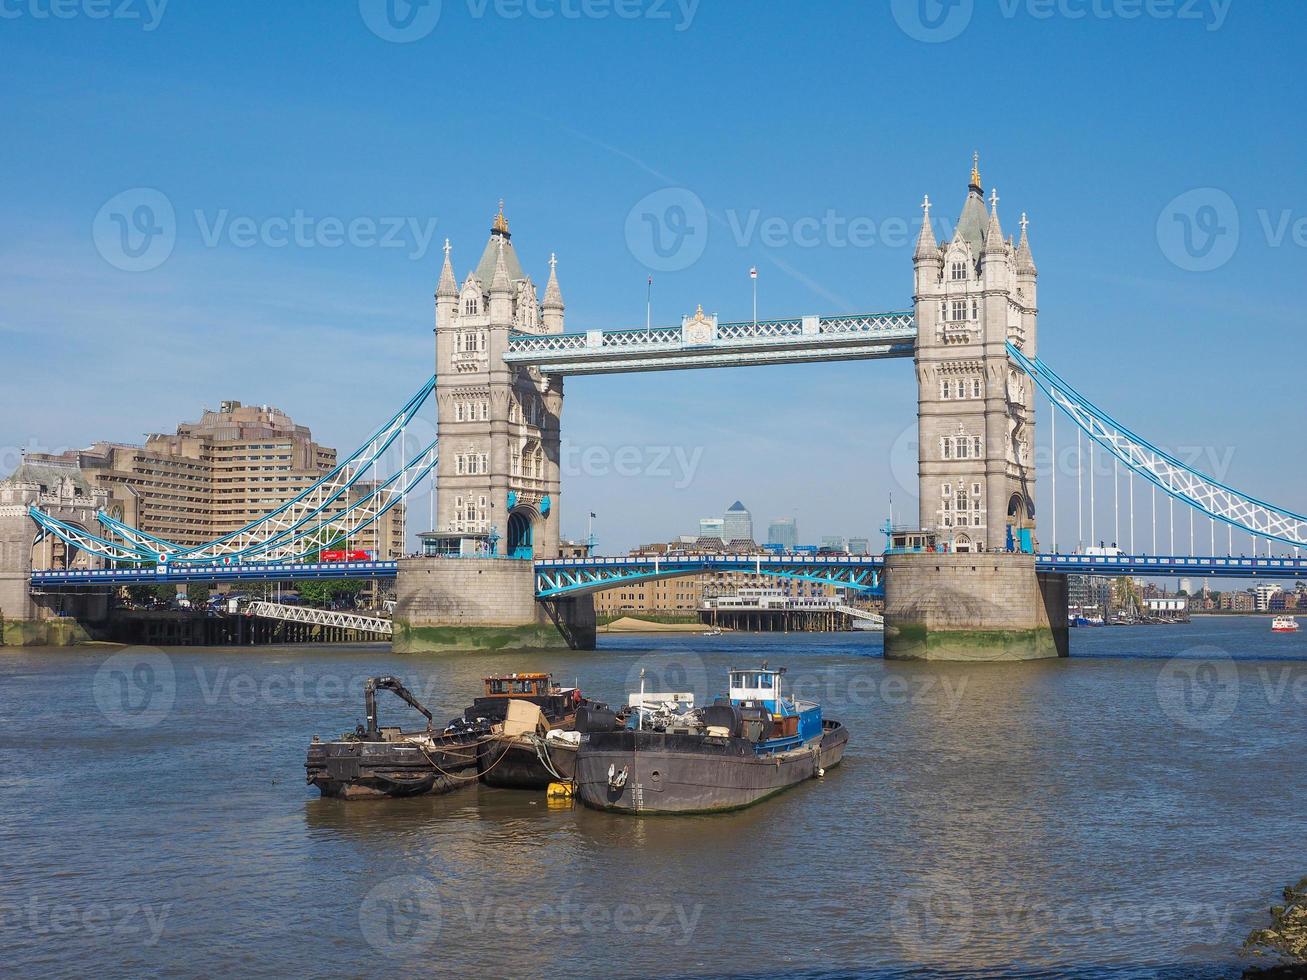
[433,205,564,559]
[884,157,1065,661]
[912,156,1038,553]
[0,464,110,645]
[393,206,592,653]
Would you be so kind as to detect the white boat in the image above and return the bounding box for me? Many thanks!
[1271,616,1300,633]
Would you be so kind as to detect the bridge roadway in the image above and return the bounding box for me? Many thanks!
[28,552,1307,594]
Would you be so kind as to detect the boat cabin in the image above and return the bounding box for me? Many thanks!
[482,673,558,699]
[727,666,822,750]
[464,672,581,725]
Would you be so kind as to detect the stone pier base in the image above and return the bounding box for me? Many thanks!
[393,557,595,653]
[883,553,1068,662]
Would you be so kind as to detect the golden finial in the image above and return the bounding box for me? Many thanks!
[970,151,982,189]
[493,199,509,234]
[695,303,705,320]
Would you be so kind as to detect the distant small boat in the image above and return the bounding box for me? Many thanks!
[1271,616,1300,633]
[702,627,723,637]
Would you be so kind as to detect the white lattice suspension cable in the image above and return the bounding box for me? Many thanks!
[1077,427,1083,548]
[1010,343,1307,549]
[1114,457,1120,548]
[1129,471,1135,553]
[266,444,438,563]
[1152,484,1157,555]
[1089,440,1096,548]
[1050,398,1057,551]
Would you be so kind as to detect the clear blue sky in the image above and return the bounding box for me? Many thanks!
[2,0,1303,555]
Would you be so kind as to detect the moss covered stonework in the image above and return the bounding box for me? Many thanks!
[1,617,95,647]
[883,553,1068,662]
[392,557,595,654]
[393,622,573,654]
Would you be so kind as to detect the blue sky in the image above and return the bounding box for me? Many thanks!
[2,0,1304,555]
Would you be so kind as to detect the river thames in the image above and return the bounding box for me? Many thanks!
[1,616,1302,978]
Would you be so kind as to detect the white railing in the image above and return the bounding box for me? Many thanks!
[245,601,393,636]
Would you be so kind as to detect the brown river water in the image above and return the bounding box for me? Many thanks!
[1,616,1303,978]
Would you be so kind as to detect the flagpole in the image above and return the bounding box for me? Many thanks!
[646,276,652,331]
[750,266,757,327]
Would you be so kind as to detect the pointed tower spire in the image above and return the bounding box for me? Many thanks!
[970,151,983,194]
[490,235,512,295]
[437,238,457,297]
[984,186,1005,253]
[543,252,564,309]
[542,252,564,333]
[914,195,937,259]
[1016,211,1037,275]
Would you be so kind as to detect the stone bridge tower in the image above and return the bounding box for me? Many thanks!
[433,206,565,558]
[0,462,110,644]
[912,157,1039,553]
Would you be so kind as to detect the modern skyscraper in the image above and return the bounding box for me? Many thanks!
[723,501,753,543]
[698,518,725,541]
[768,518,798,551]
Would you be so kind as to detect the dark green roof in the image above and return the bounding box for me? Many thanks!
[472,229,526,289]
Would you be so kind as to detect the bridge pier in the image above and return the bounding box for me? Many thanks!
[393,557,594,653]
[883,553,1067,661]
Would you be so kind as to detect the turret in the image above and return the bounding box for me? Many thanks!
[542,252,564,334]
[436,238,457,331]
[489,236,513,324]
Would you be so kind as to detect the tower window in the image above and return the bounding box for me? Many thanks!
[941,379,952,400]
[950,261,967,281]
[951,300,967,322]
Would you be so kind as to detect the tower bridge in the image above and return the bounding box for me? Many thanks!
[8,160,1307,656]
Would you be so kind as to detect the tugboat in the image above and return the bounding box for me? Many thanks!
[573,666,848,814]
[472,673,606,790]
[305,677,491,800]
